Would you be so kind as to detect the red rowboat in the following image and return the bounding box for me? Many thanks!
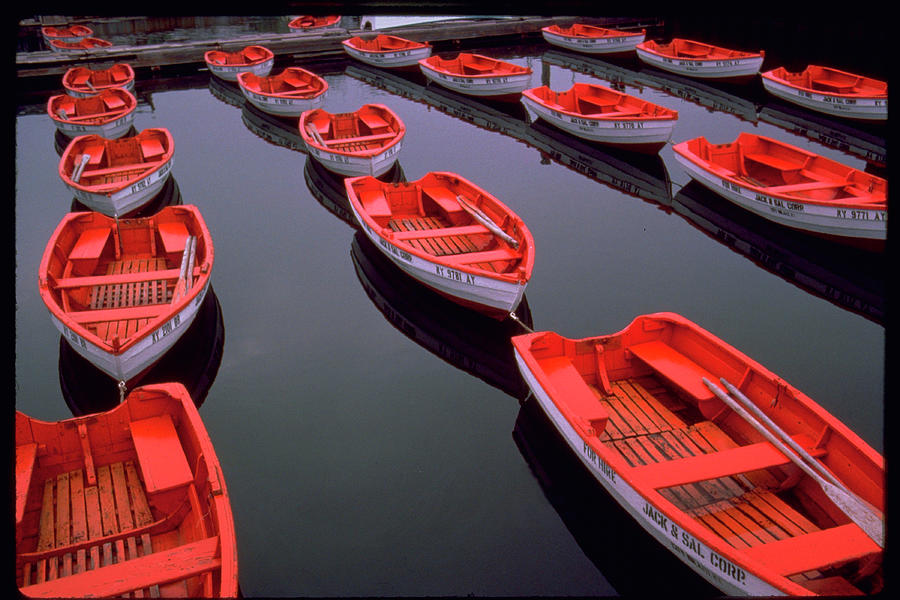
[38,205,214,383]
[511,312,883,596]
[345,171,534,318]
[58,128,175,217]
[342,34,432,68]
[418,53,532,99]
[62,63,136,98]
[636,38,764,81]
[541,24,645,54]
[16,382,238,597]
[761,65,887,121]
[288,15,341,30]
[672,132,887,247]
[41,24,93,45]
[521,82,678,152]
[50,37,113,53]
[48,88,137,139]
[237,67,328,117]
[203,45,274,82]
[300,103,405,177]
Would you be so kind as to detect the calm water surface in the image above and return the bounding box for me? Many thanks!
[15,31,885,597]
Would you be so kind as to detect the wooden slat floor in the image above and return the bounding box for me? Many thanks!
[596,377,826,584]
[388,216,499,272]
[23,460,161,597]
[90,258,171,343]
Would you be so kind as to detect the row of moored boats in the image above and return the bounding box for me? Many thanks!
[21,18,884,598]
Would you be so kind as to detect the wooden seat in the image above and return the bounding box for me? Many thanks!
[633,436,824,489]
[69,228,111,262]
[359,189,392,219]
[628,340,717,403]
[388,216,480,257]
[22,536,220,598]
[744,153,803,173]
[744,523,880,576]
[157,221,190,254]
[130,414,193,494]
[539,356,608,435]
[140,137,166,160]
[421,186,464,217]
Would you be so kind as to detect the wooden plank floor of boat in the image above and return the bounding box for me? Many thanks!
[23,460,163,597]
[388,216,500,272]
[595,376,833,585]
[90,257,172,342]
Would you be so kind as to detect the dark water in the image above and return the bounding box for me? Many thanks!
[15,24,885,597]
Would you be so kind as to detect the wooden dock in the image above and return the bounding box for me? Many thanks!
[17,16,662,81]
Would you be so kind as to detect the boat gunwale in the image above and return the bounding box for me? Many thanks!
[636,38,764,61]
[521,83,679,121]
[38,205,214,355]
[299,104,405,159]
[236,67,328,100]
[203,44,274,67]
[345,172,535,284]
[47,87,138,125]
[343,34,431,53]
[542,24,646,40]
[510,311,883,596]
[760,66,887,99]
[58,128,175,195]
[672,133,886,211]
[62,63,136,94]
[418,53,533,79]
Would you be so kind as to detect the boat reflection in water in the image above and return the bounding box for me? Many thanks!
[540,49,760,124]
[672,181,884,325]
[241,101,308,153]
[71,172,183,218]
[544,48,887,170]
[207,74,246,108]
[512,395,719,598]
[345,63,673,207]
[59,285,225,416]
[303,154,406,229]
[758,100,887,170]
[351,231,533,401]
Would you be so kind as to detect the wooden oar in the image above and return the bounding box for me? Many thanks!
[71,153,91,183]
[702,377,884,548]
[455,194,519,249]
[719,378,844,487]
[306,124,327,147]
[171,236,195,303]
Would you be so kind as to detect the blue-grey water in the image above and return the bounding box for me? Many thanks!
[15,19,885,597]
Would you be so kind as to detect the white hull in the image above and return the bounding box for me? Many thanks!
[66,159,173,216]
[636,48,763,79]
[419,65,531,97]
[761,78,888,121]
[208,59,274,82]
[239,87,326,117]
[308,142,401,177]
[66,79,135,99]
[352,212,526,315]
[54,112,135,139]
[53,280,210,382]
[513,349,786,597]
[521,95,675,146]
[541,30,645,54]
[344,45,432,68]
[673,153,887,241]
